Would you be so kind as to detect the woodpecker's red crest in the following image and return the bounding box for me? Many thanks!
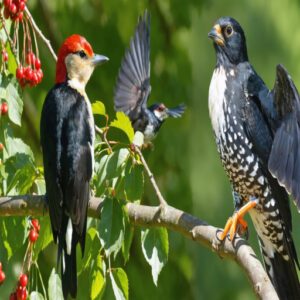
[56,34,94,84]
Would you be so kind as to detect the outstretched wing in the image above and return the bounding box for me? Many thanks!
[114,10,151,121]
[268,64,300,210]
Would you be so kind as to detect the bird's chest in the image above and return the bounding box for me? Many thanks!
[209,67,264,197]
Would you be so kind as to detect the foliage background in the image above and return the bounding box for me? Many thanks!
[2,0,300,299]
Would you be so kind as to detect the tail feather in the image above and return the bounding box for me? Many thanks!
[260,238,300,300]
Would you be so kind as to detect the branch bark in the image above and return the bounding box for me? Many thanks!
[0,195,278,300]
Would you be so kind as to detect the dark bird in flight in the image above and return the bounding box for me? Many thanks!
[40,34,108,299]
[114,11,185,142]
[208,17,300,299]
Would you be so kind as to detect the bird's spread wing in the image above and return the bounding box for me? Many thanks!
[269,64,300,210]
[114,11,151,121]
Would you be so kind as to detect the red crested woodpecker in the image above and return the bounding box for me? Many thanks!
[40,34,108,299]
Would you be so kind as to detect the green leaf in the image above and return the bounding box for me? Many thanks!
[110,112,134,143]
[141,228,169,285]
[106,148,129,179]
[33,217,53,260]
[110,268,129,300]
[90,254,106,300]
[99,197,125,257]
[92,100,106,115]
[122,211,134,263]
[48,269,64,300]
[0,76,23,126]
[132,131,144,147]
[29,291,44,300]
[124,163,144,201]
[6,43,17,75]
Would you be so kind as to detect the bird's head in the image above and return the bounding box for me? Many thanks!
[149,103,186,122]
[208,17,248,65]
[56,34,108,88]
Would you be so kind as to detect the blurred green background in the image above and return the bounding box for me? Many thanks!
[4,0,300,299]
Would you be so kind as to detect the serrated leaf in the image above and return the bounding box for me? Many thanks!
[141,228,169,285]
[6,43,17,75]
[99,198,125,257]
[132,131,144,147]
[48,269,64,300]
[124,163,144,201]
[110,112,134,143]
[90,254,106,300]
[29,291,44,300]
[122,210,134,263]
[92,100,106,115]
[110,268,129,300]
[106,148,129,179]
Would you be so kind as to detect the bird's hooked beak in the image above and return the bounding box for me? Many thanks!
[208,24,225,46]
[91,54,109,66]
[166,104,186,118]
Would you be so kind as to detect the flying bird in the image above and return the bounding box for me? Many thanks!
[40,34,108,299]
[114,11,185,142]
[208,17,300,299]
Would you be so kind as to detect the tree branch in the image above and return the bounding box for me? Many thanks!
[0,195,278,300]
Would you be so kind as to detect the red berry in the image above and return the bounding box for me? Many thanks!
[24,67,32,81]
[1,102,8,115]
[16,66,24,79]
[4,7,10,19]
[36,69,43,81]
[18,2,25,11]
[31,219,40,232]
[18,12,23,21]
[35,58,41,70]
[29,229,38,243]
[19,274,28,287]
[2,50,8,62]
[26,52,35,66]
[4,0,11,7]
[0,262,2,270]
[0,143,4,151]
[16,285,27,300]
[9,293,17,300]
[0,270,5,285]
[9,3,17,14]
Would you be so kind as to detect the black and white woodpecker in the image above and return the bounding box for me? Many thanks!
[114,11,185,142]
[40,34,108,299]
[208,17,300,299]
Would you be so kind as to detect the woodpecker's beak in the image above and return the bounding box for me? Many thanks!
[92,54,109,66]
[208,24,225,46]
[166,104,186,118]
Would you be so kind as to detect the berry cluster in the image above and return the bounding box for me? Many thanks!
[28,218,40,243]
[3,0,27,22]
[9,274,28,300]
[16,52,43,88]
[0,262,5,286]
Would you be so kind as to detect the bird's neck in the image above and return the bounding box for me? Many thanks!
[68,77,88,99]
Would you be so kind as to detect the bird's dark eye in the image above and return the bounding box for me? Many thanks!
[225,25,233,37]
[77,50,87,58]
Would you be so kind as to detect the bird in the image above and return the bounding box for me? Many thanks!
[114,11,185,143]
[208,17,300,299]
[40,34,108,299]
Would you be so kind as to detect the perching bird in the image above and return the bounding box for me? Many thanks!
[114,11,185,142]
[208,17,300,299]
[40,34,108,299]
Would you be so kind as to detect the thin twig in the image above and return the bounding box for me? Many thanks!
[0,12,18,58]
[0,195,278,300]
[134,146,168,206]
[25,7,57,61]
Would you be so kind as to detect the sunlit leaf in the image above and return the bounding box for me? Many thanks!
[29,291,44,300]
[92,100,106,116]
[141,228,169,285]
[106,148,129,179]
[110,268,129,300]
[48,269,64,300]
[124,163,144,201]
[132,131,144,147]
[110,112,134,143]
[90,254,106,300]
[99,197,125,257]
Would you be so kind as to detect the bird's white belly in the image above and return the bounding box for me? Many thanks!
[209,66,227,136]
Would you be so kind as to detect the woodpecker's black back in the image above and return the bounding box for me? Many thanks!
[114,11,185,141]
[208,17,300,299]
[41,82,93,298]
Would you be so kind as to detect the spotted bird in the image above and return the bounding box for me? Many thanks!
[208,17,300,299]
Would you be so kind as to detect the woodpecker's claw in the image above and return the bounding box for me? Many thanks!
[219,200,257,241]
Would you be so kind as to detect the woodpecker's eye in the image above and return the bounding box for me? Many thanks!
[77,50,87,58]
[224,25,233,37]
[158,105,165,112]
